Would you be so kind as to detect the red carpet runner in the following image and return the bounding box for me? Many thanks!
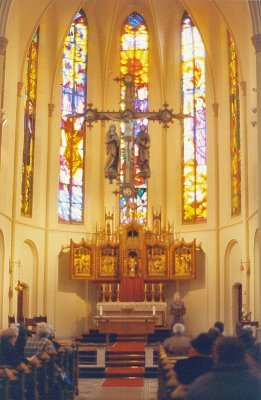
[108,342,145,352]
[102,377,144,387]
[103,341,145,387]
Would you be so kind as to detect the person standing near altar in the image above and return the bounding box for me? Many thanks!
[170,291,186,330]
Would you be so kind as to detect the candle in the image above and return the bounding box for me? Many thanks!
[152,306,156,316]
[99,305,103,316]
[117,283,120,291]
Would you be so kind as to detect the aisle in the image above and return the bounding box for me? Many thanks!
[77,378,158,400]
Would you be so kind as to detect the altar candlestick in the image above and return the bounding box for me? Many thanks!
[117,283,120,302]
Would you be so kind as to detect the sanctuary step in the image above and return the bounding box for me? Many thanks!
[77,328,117,344]
[117,334,147,342]
[78,345,105,378]
[105,366,145,377]
[77,326,171,344]
[105,340,146,378]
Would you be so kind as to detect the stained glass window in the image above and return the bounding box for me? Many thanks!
[181,12,207,223]
[228,31,241,216]
[58,10,88,223]
[21,28,40,217]
[120,12,149,224]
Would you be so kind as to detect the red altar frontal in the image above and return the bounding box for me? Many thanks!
[119,277,144,302]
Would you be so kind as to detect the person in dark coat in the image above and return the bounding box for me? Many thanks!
[0,325,25,367]
[184,336,261,400]
[13,323,30,357]
[171,332,214,398]
[174,333,214,384]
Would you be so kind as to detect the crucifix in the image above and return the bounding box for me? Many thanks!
[80,73,188,198]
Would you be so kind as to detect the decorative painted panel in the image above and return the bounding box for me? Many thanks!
[228,31,241,216]
[59,11,88,223]
[21,28,40,216]
[181,12,207,223]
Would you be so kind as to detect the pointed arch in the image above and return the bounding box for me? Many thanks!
[119,12,149,224]
[21,27,40,217]
[58,10,88,223]
[181,12,207,223]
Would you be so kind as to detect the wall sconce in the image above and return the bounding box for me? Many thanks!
[9,259,21,273]
[240,260,250,276]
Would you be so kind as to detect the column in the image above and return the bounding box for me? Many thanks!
[0,36,8,163]
[251,33,261,323]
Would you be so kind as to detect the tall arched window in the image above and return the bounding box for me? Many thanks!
[21,28,40,217]
[58,10,88,223]
[120,12,149,224]
[181,12,207,223]
[228,31,241,216]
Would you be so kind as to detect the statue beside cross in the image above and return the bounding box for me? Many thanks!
[75,73,189,198]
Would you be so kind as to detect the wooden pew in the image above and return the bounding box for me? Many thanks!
[0,341,79,400]
[157,345,187,400]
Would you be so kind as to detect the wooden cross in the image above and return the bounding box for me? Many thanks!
[83,73,187,128]
[71,73,188,199]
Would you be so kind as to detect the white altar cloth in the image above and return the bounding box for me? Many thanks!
[97,301,167,326]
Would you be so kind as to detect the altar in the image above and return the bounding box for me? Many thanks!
[96,301,167,326]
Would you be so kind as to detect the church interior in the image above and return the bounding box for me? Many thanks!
[0,0,261,398]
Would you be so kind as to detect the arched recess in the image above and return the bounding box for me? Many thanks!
[18,240,39,318]
[0,230,5,329]
[224,240,242,334]
[254,229,260,320]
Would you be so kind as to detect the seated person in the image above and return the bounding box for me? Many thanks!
[14,323,31,357]
[184,337,261,400]
[237,327,261,373]
[172,333,214,398]
[24,322,55,357]
[0,325,27,367]
[213,321,224,336]
[163,323,191,356]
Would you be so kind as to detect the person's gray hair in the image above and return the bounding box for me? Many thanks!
[1,325,19,340]
[36,322,52,338]
[173,323,185,334]
[242,324,253,333]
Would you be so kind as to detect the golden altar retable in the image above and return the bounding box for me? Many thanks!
[69,212,196,283]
